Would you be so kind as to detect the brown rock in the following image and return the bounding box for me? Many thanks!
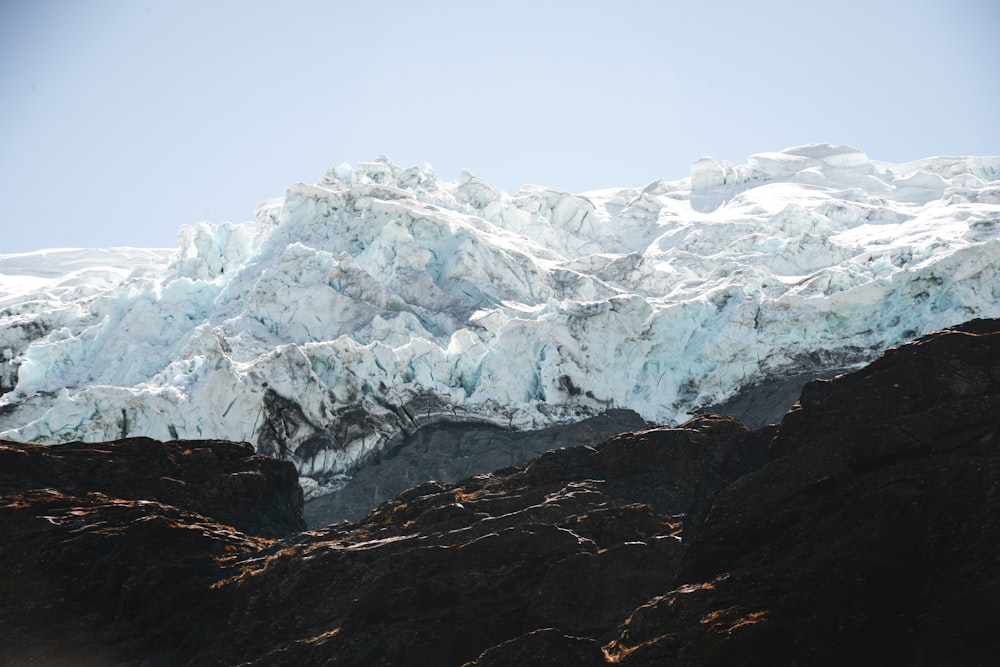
[0,437,305,537]
[463,628,606,666]
[2,320,998,666]
[612,319,1000,665]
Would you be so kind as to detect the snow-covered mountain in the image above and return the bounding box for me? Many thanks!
[2,144,998,495]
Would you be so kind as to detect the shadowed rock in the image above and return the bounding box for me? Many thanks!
[0,437,305,538]
[303,408,651,527]
[1,319,998,665]
[608,319,1000,666]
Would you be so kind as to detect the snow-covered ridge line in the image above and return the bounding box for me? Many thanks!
[1,144,998,493]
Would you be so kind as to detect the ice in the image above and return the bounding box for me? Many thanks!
[1,145,998,489]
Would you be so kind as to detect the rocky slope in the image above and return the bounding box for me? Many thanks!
[303,370,835,528]
[303,408,651,526]
[0,437,305,538]
[1,319,998,665]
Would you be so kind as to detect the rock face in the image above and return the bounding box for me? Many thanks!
[1,320,999,666]
[611,316,1000,666]
[0,438,305,666]
[0,437,305,538]
[304,408,651,526]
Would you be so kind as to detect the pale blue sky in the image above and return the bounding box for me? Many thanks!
[2,0,997,254]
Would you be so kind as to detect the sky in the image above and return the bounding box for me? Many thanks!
[1,0,998,254]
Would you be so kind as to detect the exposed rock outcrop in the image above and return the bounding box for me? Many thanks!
[304,408,651,526]
[1,320,998,666]
[609,317,1000,666]
[0,437,305,538]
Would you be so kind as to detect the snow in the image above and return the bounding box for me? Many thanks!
[1,145,998,493]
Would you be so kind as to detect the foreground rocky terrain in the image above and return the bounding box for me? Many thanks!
[1,319,998,665]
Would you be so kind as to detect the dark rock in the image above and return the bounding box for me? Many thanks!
[0,437,304,664]
[698,367,849,429]
[195,474,676,667]
[0,437,305,538]
[0,488,268,666]
[526,537,683,635]
[0,428,694,666]
[1,320,998,666]
[304,408,650,527]
[462,628,606,666]
[610,319,1000,665]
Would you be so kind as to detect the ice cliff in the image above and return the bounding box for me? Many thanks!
[1,144,998,493]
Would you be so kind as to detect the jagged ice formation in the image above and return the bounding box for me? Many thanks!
[1,144,998,494]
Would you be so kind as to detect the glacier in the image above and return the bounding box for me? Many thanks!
[1,144,999,496]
